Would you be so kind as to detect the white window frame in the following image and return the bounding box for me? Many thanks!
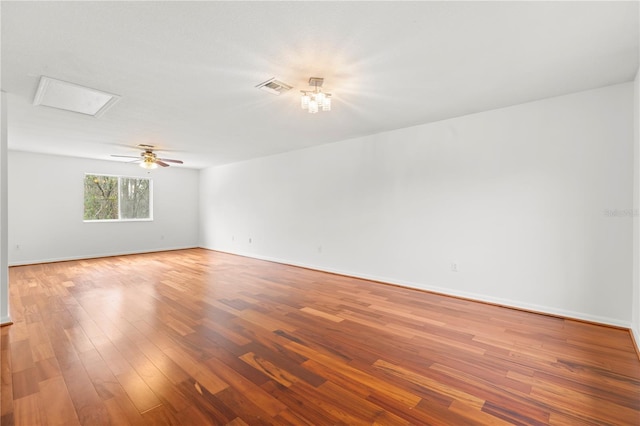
[83,173,154,222]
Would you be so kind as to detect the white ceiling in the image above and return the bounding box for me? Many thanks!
[2,1,638,169]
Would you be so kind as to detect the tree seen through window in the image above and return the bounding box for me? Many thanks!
[84,174,151,221]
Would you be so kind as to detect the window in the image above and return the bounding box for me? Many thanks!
[84,174,152,221]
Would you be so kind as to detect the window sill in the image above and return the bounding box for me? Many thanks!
[83,218,154,223]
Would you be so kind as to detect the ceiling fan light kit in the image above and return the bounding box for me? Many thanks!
[111,144,184,169]
[140,157,159,169]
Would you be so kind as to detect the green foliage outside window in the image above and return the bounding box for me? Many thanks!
[120,178,150,219]
[84,174,151,221]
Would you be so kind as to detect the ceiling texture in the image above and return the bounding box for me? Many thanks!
[2,1,638,169]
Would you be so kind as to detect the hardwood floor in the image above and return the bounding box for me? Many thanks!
[1,248,639,425]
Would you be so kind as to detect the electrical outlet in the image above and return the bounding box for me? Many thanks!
[249,238,252,244]
[451,263,458,272]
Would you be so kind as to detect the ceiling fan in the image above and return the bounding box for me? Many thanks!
[111,144,184,169]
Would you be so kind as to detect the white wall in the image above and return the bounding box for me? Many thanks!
[201,83,634,328]
[8,151,199,265]
[1,92,9,324]
[633,67,640,346]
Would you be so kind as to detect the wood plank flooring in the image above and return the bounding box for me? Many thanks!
[1,248,639,425]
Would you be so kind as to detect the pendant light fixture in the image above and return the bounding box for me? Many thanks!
[301,77,331,113]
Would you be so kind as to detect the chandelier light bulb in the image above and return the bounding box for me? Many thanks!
[300,77,331,114]
[308,99,319,114]
[322,96,331,111]
[301,94,310,109]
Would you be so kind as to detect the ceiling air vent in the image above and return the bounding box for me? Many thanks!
[255,77,292,95]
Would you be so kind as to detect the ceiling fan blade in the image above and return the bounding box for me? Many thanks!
[111,154,140,159]
[155,160,170,167]
[157,158,184,164]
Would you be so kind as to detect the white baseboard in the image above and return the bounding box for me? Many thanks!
[632,326,640,357]
[206,246,632,330]
[8,246,199,266]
